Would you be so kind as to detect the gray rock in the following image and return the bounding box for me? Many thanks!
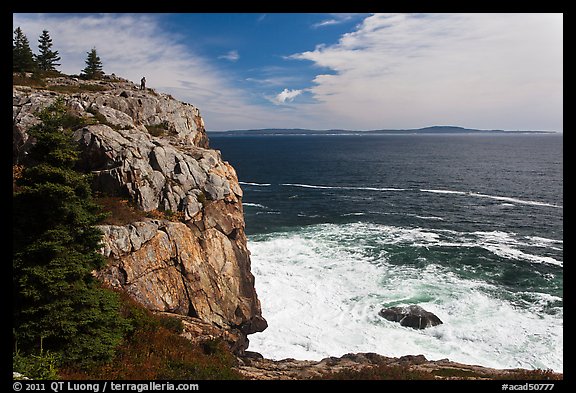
[14,74,267,350]
[379,304,443,329]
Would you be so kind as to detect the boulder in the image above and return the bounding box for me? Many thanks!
[379,304,443,329]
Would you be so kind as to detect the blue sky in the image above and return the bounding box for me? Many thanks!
[13,13,562,131]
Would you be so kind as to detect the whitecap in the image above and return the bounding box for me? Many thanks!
[247,224,563,372]
[408,214,445,221]
[282,183,406,192]
[239,181,272,187]
[471,231,563,267]
[243,202,268,209]
[420,188,468,195]
[419,188,562,209]
[470,192,562,209]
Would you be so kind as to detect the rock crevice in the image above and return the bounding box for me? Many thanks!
[13,74,266,354]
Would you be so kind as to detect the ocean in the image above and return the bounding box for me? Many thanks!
[209,133,563,372]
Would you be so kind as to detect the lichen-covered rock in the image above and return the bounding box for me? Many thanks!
[13,76,209,165]
[13,74,266,354]
[96,219,266,341]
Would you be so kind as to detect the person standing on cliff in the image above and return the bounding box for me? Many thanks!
[140,76,146,90]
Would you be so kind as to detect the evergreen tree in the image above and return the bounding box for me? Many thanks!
[80,47,104,79]
[13,27,36,72]
[35,30,61,72]
[13,99,127,367]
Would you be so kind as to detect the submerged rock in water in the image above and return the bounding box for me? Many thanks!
[379,304,443,329]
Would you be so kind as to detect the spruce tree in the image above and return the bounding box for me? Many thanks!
[13,27,36,73]
[13,99,127,367]
[35,30,61,72]
[80,47,104,79]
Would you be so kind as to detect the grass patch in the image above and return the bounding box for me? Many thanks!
[94,196,146,225]
[145,208,186,222]
[431,367,484,378]
[13,72,109,93]
[95,196,187,225]
[13,72,47,88]
[197,190,208,206]
[498,369,562,380]
[46,83,109,94]
[58,293,243,380]
[316,364,563,380]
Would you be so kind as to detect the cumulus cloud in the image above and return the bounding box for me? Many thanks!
[218,50,239,62]
[294,13,563,131]
[273,88,304,104]
[11,13,294,130]
[12,13,562,131]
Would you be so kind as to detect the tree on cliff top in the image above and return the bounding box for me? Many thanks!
[13,27,36,73]
[13,98,127,367]
[80,47,104,79]
[35,30,61,72]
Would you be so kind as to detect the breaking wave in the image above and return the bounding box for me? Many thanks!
[247,222,563,372]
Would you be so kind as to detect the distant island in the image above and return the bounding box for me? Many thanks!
[208,125,558,136]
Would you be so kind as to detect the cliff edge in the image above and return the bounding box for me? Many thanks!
[13,74,562,380]
[13,74,267,354]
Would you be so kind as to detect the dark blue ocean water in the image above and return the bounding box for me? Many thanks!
[210,133,563,371]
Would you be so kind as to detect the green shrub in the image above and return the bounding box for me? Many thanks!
[197,190,208,206]
[60,296,243,380]
[145,121,173,137]
[13,99,128,369]
[13,345,60,380]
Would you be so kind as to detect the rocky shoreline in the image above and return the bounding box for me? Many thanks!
[234,352,562,380]
[13,73,562,380]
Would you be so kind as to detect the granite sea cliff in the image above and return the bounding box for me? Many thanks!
[13,74,266,355]
[13,74,562,380]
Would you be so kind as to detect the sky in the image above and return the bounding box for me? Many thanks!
[13,13,563,132]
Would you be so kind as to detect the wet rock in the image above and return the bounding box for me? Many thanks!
[379,304,443,329]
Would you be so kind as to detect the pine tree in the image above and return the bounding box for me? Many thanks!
[35,30,61,72]
[80,47,104,79]
[13,99,127,367]
[13,27,36,73]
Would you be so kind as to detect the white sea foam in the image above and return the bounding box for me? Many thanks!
[239,181,272,187]
[420,189,562,209]
[282,183,406,192]
[470,231,563,267]
[470,192,562,208]
[243,202,268,209]
[420,189,468,195]
[407,214,445,221]
[279,184,562,209]
[247,223,563,372]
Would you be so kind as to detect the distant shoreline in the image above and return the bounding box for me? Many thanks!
[208,126,559,136]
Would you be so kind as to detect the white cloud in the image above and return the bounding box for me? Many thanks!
[11,13,294,130]
[294,13,563,131]
[218,50,239,62]
[273,88,304,104]
[12,13,563,131]
[313,19,341,28]
[312,13,366,29]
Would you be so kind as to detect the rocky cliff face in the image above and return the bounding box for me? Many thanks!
[13,74,266,353]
